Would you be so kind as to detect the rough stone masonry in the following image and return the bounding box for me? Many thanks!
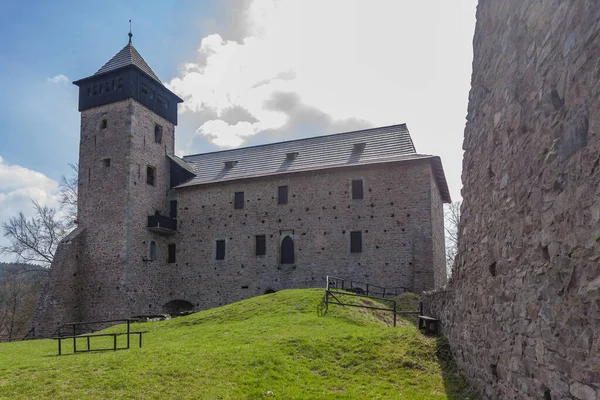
[423,1,600,399]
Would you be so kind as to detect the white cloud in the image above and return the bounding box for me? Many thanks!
[168,0,478,200]
[0,156,60,262]
[47,74,69,84]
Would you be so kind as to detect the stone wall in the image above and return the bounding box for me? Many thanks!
[168,158,444,310]
[424,1,600,399]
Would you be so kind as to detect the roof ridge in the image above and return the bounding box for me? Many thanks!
[183,123,410,159]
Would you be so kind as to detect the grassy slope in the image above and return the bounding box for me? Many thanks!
[0,289,477,400]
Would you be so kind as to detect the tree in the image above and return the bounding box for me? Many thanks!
[59,163,78,229]
[0,163,77,267]
[444,201,461,277]
[0,201,68,267]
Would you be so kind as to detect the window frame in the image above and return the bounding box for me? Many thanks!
[234,192,244,209]
[216,239,226,260]
[146,165,156,186]
[255,235,266,256]
[154,124,163,144]
[351,179,364,200]
[168,244,176,264]
[278,185,288,205]
[350,231,362,253]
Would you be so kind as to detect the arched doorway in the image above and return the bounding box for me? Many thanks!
[281,236,294,264]
[163,300,194,313]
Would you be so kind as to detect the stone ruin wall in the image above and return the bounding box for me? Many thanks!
[423,1,600,399]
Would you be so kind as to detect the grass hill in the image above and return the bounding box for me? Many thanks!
[0,289,477,399]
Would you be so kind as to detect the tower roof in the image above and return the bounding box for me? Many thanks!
[94,42,161,83]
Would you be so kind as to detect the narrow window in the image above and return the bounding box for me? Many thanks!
[117,78,123,89]
[168,244,176,263]
[216,240,226,260]
[146,166,156,186]
[234,192,244,209]
[100,119,107,130]
[278,185,288,205]
[255,235,266,256]
[102,158,111,167]
[149,241,157,261]
[170,200,178,218]
[350,231,362,253]
[352,179,363,199]
[154,124,163,144]
[281,236,295,264]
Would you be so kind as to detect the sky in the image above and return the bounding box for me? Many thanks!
[0,0,478,262]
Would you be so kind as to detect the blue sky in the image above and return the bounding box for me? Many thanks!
[0,0,478,262]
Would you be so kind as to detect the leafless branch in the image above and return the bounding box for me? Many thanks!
[59,163,78,229]
[444,201,461,277]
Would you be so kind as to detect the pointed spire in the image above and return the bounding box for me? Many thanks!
[128,19,133,44]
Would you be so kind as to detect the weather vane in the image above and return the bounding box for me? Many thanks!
[128,19,133,44]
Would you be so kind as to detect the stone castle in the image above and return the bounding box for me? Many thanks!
[424,1,600,399]
[33,36,451,336]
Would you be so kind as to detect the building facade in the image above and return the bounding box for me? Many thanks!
[33,38,450,336]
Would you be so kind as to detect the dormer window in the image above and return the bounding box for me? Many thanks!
[286,152,299,161]
[353,142,366,152]
[224,160,238,169]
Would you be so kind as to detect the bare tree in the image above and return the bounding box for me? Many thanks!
[0,201,68,268]
[0,265,45,341]
[59,163,78,229]
[444,201,461,277]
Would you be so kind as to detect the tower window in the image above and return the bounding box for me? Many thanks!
[146,166,156,186]
[168,244,176,263]
[154,124,163,144]
[278,185,288,205]
[234,192,244,209]
[350,231,362,253]
[100,119,107,130]
[102,158,111,167]
[170,200,178,218]
[149,241,157,261]
[281,236,295,264]
[216,240,226,260]
[352,179,363,199]
[255,235,266,256]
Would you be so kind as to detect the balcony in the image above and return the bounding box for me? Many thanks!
[147,215,177,235]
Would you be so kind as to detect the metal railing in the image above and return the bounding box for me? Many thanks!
[321,276,421,327]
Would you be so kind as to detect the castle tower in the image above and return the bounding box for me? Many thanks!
[33,34,183,335]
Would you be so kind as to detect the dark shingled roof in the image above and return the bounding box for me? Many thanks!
[95,43,161,83]
[177,124,451,203]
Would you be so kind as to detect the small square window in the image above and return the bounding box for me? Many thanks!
[168,244,176,263]
[350,231,362,253]
[146,166,156,186]
[352,179,363,200]
[278,185,288,205]
[216,240,226,260]
[154,124,163,144]
[255,235,266,256]
[102,158,111,167]
[234,192,244,209]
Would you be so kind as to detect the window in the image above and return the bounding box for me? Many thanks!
[170,200,177,218]
[234,192,244,209]
[100,119,107,130]
[146,166,156,186]
[281,236,295,264]
[350,231,362,253]
[255,235,266,256]
[154,124,163,144]
[216,240,226,260]
[149,241,157,261]
[278,185,288,205]
[168,244,176,263]
[102,158,111,167]
[352,179,363,200]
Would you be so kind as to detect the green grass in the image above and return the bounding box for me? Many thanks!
[0,289,477,399]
